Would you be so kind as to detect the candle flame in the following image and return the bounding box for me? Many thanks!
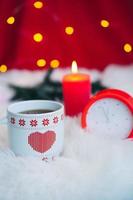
[71,60,78,73]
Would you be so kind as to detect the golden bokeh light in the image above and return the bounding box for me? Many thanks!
[6,16,15,25]
[50,59,60,68]
[123,43,132,53]
[33,1,43,9]
[100,19,109,28]
[65,26,74,35]
[0,64,7,72]
[33,33,43,42]
[36,59,46,67]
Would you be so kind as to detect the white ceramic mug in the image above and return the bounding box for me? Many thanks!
[1,100,64,159]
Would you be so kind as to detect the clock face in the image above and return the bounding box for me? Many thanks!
[86,98,133,139]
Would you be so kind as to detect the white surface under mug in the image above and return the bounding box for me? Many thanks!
[1,100,64,159]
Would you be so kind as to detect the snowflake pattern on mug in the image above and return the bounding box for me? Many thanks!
[10,117,15,124]
[42,118,49,126]
[53,116,58,124]
[42,157,49,162]
[30,119,38,127]
[10,115,62,127]
[19,119,25,126]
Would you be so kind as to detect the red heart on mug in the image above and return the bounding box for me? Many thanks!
[28,131,56,153]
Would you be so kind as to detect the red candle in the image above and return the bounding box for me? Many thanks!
[63,61,91,116]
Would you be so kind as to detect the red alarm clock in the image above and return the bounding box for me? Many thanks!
[81,89,133,139]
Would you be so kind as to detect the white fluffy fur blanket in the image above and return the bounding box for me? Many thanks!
[0,117,133,200]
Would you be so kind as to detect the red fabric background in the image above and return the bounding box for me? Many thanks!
[0,0,133,70]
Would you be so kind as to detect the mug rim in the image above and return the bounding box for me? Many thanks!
[7,100,64,117]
